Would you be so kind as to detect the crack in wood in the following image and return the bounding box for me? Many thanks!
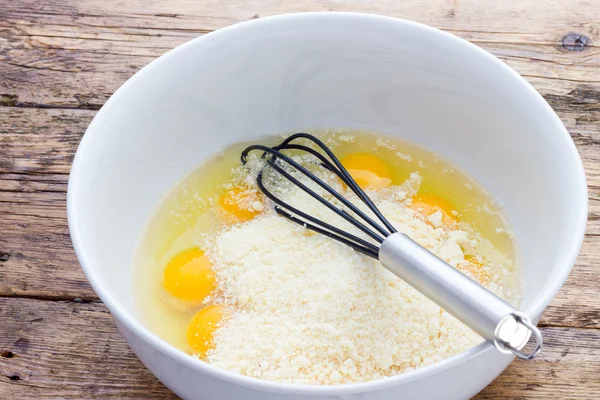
[522,74,600,84]
[0,102,101,111]
[4,62,82,74]
[0,293,100,302]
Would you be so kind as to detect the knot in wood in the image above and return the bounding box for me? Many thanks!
[562,33,591,51]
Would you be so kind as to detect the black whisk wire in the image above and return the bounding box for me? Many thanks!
[243,144,386,242]
[241,133,397,259]
[279,133,397,234]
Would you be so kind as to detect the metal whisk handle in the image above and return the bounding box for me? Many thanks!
[379,233,542,360]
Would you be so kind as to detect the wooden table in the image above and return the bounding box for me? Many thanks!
[1,1,599,398]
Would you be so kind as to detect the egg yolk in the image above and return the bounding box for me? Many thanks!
[163,247,215,302]
[340,153,393,189]
[218,186,262,222]
[187,304,226,358]
[408,195,458,227]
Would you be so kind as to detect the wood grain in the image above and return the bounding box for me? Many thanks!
[1,0,599,108]
[1,108,96,300]
[478,326,600,399]
[0,298,177,399]
[0,297,598,399]
[1,0,600,398]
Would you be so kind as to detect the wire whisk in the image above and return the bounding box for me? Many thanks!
[241,133,542,360]
[241,132,399,258]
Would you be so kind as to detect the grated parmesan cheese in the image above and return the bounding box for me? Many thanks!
[195,152,519,385]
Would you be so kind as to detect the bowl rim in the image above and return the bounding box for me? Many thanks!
[67,11,588,395]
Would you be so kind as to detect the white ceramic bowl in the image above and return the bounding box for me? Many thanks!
[67,12,587,400]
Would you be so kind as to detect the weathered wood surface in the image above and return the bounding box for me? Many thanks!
[0,297,598,399]
[2,0,600,108]
[1,0,599,398]
[0,298,178,399]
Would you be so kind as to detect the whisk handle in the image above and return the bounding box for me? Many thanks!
[379,233,542,360]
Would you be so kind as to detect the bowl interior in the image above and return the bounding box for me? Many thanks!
[69,13,586,361]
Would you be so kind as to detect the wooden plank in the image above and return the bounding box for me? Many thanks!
[1,0,599,108]
[477,326,600,399]
[540,236,600,329]
[0,107,93,174]
[1,106,600,320]
[0,297,176,399]
[0,297,597,399]
[0,108,96,300]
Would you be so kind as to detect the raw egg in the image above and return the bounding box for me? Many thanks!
[408,195,458,227]
[218,186,262,222]
[340,153,393,189]
[187,304,226,358]
[163,247,215,302]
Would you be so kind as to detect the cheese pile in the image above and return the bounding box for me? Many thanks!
[197,152,519,385]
